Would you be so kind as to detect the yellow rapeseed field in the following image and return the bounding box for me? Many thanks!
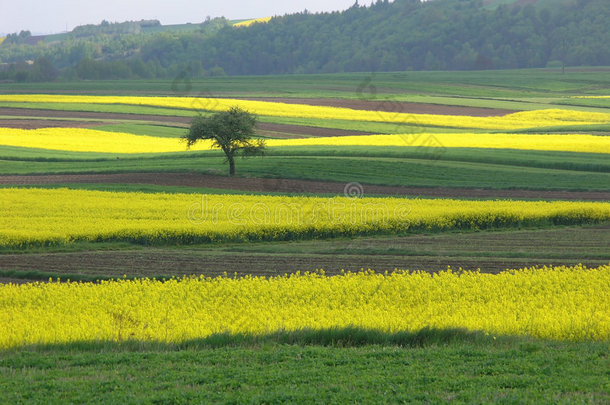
[0,127,187,154]
[272,133,610,154]
[1,127,608,154]
[0,94,608,130]
[0,36,6,46]
[233,17,272,27]
[1,188,608,247]
[0,265,608,349]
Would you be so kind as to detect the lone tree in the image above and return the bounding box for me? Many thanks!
[184,106,265,176]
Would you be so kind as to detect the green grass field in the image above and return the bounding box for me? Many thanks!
[1,333,608,404]
[1,69,609,99]
[1,151,608,190]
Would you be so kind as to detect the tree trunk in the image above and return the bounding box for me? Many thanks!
[228,156,236,176]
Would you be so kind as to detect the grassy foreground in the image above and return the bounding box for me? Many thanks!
[1,332,608,404]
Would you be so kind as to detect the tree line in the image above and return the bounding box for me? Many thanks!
[1,0,608,82]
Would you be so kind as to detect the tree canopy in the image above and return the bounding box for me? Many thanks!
[1,0,608,81]
[183,107,265,176]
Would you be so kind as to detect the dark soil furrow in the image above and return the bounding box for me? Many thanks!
[1,172,608,200]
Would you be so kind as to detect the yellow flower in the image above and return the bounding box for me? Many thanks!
[0,265,607,348]
[1,127,607,154]
[0,188,608,247]
[234,17,272,27]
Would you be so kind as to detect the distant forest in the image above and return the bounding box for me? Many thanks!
[1,0,608,82]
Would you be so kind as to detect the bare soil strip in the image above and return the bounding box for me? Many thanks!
[1,172,608,200]
[0,107,187,122]
[2,251,605,279]
[0,278,30,285]
[258,123,375,137]
[1,226,607,279]
[0,119,106,129]
[0,108,371,137]
[237,97,519,117]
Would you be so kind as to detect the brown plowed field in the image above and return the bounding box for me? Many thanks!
[0,108,372,137]
[0,119,106,129]
[4,172,605,280]
[258,123,374,137]
[2,225,607,280]
[1,172,608,200]
[1,250,604,279]
[0,107,189,122]
[237,97,518,116]
[0,278,30,285]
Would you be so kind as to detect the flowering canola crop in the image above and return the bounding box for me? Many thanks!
[0,265,608,349]
[1,127,607,154]
[233,17,272,27]
[272,133,609,154]
[0,94,608,130]
[1,188,608,248]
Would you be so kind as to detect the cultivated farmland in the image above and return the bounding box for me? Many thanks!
[0,69,609,403]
